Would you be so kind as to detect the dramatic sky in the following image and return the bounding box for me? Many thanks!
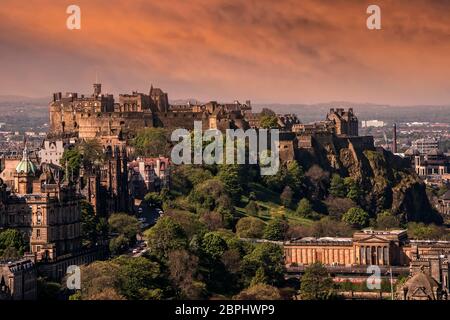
[1,0,450,105]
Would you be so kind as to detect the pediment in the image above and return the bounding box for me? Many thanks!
[355,235,390,243]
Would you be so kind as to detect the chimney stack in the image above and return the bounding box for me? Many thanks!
[392,123,398,153]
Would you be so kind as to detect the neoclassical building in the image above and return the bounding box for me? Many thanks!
[284,229,450,267]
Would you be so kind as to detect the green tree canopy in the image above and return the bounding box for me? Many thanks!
[300,263,334,300]
[132,128,170,157]
[236,217,266,239]
[242,243,285,287]
[144,192,163,208]
[234,283,281,300]
[296,198,313,217]
[376,211,400,230]
[60,147,82,178]
[259,115,279,129]
[144,216,188,262]
[342,207,370,229]
[263,218,288,241]
[344,177,363,203]
[329,174,347,198]
[280,186,294,208]
[245,200,259,216]
[108,213,141,242]
[286,161,305,194]
[202,232,228,260]
[0,229,27,257]
[217,165,244,204]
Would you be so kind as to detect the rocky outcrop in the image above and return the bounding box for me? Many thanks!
[299,134,441,223]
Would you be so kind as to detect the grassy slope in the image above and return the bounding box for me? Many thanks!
[236,182,313,226]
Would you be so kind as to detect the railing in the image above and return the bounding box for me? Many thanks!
[287,265,410,275]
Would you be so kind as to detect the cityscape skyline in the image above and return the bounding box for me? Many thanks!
[1,0,450,105]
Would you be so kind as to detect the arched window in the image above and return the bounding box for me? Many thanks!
[36,211,42,225]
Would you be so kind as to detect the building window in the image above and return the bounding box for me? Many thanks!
[37,211,42,225]
[36,229,41,239]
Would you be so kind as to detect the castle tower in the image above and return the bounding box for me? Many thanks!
[93,83,102,96]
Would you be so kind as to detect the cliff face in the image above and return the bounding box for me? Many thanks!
[301,135,441,223]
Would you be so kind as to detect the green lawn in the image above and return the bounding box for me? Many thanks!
[237,183,314,226]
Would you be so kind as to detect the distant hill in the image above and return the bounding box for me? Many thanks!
[0,95,50,104]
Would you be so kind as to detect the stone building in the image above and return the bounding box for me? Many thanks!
[326,108,359,136]
[49,82,253,143]
[438,190,450,216]
[128,156,170,200]
[0,259,37,300]
[0,146,82,261]
[397,246,449,300]
[414,149,449,178]
[284,229,450,268]
[79,145,129,215]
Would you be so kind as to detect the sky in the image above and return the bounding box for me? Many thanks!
[1,0,450,105]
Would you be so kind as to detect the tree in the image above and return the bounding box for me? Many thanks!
[202,232,228,260]
[300,263,334,300]
[109,235,129,255]
[108,213,140,243]
[188,178,232,212]
[236,217,266,238]
[132,128,170,157]
[260,115,279,129]
[217,165,244,203]
[79,139,105,166]
[342,207,370,229]
[245,200,259,216]
[376,211,400,229]
[144,192,163,208]
[242,243,285,287]
[296,198,313,217]
[114,256,162,300]
[329,174,347,198]
[344,177,362,202]
[263,218,288,241]
[323,196,356,220]
[311,217,353,237]
[286,161,305,194]
[234,283,281,300]
[60,147,82,178]
[280,186,294,208]
[168,250,205,299]
[80,201,106,246]
[0,229,27,257]
[75,260,121,300]
[144,216,188,261]
[73,257,163,300]
[407,222,448,240]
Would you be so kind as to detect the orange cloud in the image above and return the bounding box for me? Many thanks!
[0,0,450,105]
